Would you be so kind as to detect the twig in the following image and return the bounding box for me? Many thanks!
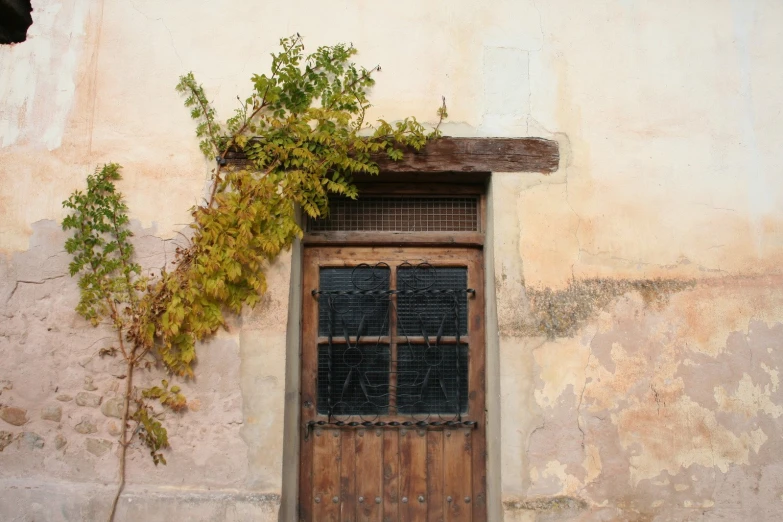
[107,342,135,521]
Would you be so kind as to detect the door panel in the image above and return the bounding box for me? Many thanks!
[427,430,445,521]
[399,429,428,520]
[340,430,358,521]
[444,429,472,522]
[313,427,342,521]
[300,247,486,522]
[382,429,401,520]
[357,429,384,521]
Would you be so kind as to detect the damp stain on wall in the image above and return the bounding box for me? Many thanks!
[525,278,696,338]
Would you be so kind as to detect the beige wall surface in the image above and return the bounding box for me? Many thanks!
[1,0,782,520]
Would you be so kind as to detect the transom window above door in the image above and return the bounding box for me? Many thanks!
[302,183,486,248]
[307,196,480,232]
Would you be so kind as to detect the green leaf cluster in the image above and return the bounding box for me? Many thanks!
[142,379,187,411]
[133,405,169,466]
[62,164,142,326]
[156,34,444,377]
[62,163,182,468]
[62,35,444,470]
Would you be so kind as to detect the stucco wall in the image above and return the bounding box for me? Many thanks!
[1,0,783,520]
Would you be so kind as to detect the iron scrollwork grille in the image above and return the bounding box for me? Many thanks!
[312,262,475,429]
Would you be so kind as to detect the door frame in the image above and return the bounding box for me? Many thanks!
[279,179,506,521]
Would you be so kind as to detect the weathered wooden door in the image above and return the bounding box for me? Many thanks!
[299,246,486,521]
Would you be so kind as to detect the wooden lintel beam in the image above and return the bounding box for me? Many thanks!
[224,137,560,174]
[371,137,559,174]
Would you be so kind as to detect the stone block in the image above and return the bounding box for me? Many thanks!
[74,417,97,434]
[75,392,102,408]
[0,406,27,426]
[41,405,62,422]
[19,432,44,449]
[101,397,123,419]
[85,438,112,457]
[0,431,12,452]
[107,421,121,436]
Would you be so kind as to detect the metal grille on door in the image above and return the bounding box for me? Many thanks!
[313,263,472,424]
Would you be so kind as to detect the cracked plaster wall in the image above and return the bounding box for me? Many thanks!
[1,0,783,520]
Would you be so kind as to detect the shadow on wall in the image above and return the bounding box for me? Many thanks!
[0,0,32,44]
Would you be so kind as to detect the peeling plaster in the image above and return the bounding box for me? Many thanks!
[520,279,783,519]
[0,221,280,511]
[0,0,91,150]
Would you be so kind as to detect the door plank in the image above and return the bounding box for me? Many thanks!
[340,430,358,521]
[299,250,319,521]
[468,254,487,522]
[313,428,342,522]
[444,428,473,522]
[299,434,313,522]
[382,430,400,522]
[427,430,446,522]
[399,429,428,520]
[471,426,487,521]
[356,429,384,522]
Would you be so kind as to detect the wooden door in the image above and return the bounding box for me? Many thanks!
[299,246,486,522]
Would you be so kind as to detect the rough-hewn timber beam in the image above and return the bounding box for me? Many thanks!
[371,137,559,174]
[224,137,560,174]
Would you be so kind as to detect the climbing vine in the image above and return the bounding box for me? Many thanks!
[62,34,445,521]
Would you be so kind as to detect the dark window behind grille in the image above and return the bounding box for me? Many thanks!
[316,264,470,418]
[317,345,390,416]
[318,267,390,337]
[397,267,468,337]
[307,197,479,232]
[397,344,468,415]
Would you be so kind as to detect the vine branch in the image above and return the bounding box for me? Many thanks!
[63,34,445,522]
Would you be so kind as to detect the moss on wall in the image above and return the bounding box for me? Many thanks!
[525,278,696,338]
[503,495,589,513]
